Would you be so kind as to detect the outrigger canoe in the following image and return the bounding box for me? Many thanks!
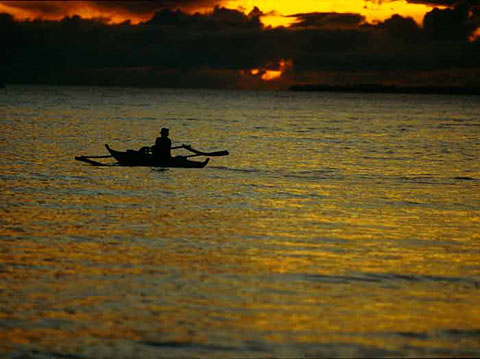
[105,144,209,168]
[75,144,229,168]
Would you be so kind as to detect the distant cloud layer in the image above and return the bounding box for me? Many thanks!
[0,0,217,13]
[0,0,218,24]
[1,2,479,89]
[289,12,366,30]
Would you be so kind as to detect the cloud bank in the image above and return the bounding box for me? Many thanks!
[1,2,479,89]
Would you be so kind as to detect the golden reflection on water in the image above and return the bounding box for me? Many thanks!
[1,87,479,357]
[2,233,478,355]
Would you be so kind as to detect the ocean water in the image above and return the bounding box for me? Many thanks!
[0,85,479,358]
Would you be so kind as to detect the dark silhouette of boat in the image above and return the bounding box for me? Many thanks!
[105,144,209,168]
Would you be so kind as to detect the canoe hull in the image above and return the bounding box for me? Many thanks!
[105,145,209,168]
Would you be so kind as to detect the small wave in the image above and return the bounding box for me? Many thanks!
[393,331,430,339]
[295,272,479,287]
[162,117,202,121]
[398,175,439,184]
[141,339,400,357]
[440,329,480,337]
[362,156,409,161]
[453,176,476,181]
[140,340,240,352]
[450,118,476,122]
[129,103,153,108]
[437,123,480,129]
[365,328,480,340]
[210,166,261,174]
[272,191,326,200]
[281,341,399,358]
[9,349,86,359]
[285,169,344,180]
[363,272,474,284]
[299,274,379,284]
[364,272,480,287]
[397,175,478,185]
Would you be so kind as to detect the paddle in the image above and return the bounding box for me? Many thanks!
[181,145,229,157]
[185,151,229,158]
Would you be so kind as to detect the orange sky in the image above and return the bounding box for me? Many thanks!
[226,0,436,27]
[0,0,440,26]
[0,1,151,24]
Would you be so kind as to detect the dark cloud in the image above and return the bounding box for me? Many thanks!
[424,1,480,40]
[0,1,66,16]
[86,0,218,14]
[144,6,263,30]
[0,0,217,16]
[289,12,365,30]
[1,5,479,89]
[379,14,421,39]
[0,8,266,71]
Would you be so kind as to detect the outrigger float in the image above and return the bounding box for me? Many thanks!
[75,144,228,168]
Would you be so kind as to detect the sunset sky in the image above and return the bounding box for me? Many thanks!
[0,0,440,25]
[1,0,479,89]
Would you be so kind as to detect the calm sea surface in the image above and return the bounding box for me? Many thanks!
[1,86,479,358]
